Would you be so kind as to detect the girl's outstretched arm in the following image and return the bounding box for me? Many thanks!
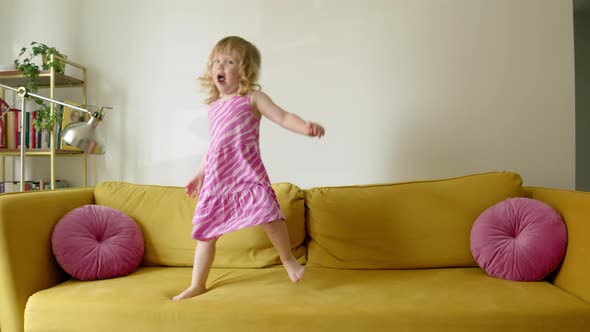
[250,91,325,138]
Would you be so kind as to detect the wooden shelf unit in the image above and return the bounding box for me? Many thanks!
[0,56,88,191]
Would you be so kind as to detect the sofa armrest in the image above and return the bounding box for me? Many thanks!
[0,188,94,332]
[525,187,590,304]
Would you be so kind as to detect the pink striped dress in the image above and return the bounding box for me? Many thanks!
[191,94,285,241]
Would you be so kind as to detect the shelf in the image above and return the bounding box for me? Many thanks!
[0,149,84,156]
[0,57,88,191]
[0,70,84,88]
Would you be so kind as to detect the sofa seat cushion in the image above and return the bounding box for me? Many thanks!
[25,267,590,332]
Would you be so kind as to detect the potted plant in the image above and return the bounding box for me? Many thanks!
[13,42,67,132]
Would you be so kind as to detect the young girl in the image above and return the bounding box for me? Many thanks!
[173,36,325,301]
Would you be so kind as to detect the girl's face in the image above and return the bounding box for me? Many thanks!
[212,51,240,97]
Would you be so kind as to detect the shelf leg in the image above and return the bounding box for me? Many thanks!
[19,97,26,192]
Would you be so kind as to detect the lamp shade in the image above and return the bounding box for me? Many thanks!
[62,114,106,154]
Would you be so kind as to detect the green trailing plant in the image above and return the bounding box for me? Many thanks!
[13,42,67,132]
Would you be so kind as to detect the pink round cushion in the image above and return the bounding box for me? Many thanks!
[52,205,144,281]
[470,197,567,281]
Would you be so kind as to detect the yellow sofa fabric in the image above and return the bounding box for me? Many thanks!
[0,188,94,332]
[94,181,306,268]
[525,187,590,304]
[1,173,589,332]
[306,171,524,269]
[25,267,590,332]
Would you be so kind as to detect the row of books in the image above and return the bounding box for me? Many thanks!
[0,98,88,151]
[0,179,69,193]
[1,108,51,149]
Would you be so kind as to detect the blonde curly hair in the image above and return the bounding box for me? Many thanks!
[199,36,261,105]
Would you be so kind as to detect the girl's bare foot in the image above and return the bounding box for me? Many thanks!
[282,257,305,282]
[172,285,207,301]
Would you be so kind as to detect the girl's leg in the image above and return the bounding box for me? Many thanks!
[172,237,218,301]
[260,220,305,282]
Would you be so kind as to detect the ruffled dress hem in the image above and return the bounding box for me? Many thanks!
[191,184,285,241]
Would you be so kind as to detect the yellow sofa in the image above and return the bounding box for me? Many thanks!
[0,171,588,332]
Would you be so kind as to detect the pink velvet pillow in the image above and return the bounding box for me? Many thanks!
[470,197,567,281]
[52,205,144,281]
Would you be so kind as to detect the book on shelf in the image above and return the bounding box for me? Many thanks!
[0,113,5,149]
[0,97,7,148]
[3,108,19,149]
[4,109,12,149]
[0,115,5,149]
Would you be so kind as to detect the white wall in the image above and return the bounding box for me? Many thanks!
[1,0,575,189]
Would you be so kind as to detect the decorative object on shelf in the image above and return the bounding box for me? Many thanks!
[0,179,68,193]
[13,42,67,132]
[0,82,111,191]
[60,100,89,151]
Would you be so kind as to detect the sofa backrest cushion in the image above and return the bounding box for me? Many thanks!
[305,171,524,269]
[94,182,306,268]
